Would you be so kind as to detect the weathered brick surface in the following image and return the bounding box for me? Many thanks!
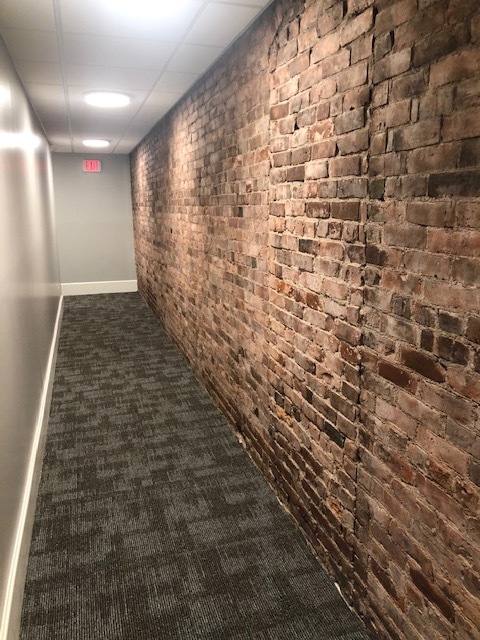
[362,1,480,638]
[130,1,480,639]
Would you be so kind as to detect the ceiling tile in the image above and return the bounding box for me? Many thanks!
[113,141,138,154]
[13,61,63,85]
[70,105,135,127]
[60,0,204,41]
[65,64,160,92]
[143,92,181,110]
[39,114,70,132]
[48,133,73,147]
[62,33,177,70]
[153,70,199,95]
[122,119,161,142]
[0,0,56,31]
[1,28,59,62]
[24,82,65,104]
[218,0,272,6]
[167,43,224,74]
[186,3,260,47]
[1,0,271,153]
[68,109,133,132]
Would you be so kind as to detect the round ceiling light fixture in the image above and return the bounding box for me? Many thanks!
[84,91,130,108]
[82,139,110,148]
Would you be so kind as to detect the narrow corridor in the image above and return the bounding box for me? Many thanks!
[20,293,368,640]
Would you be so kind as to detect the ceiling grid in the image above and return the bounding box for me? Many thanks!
[0,0,273,153]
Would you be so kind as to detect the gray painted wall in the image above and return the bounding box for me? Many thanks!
[52,153,136,287]
[0,38,61,636]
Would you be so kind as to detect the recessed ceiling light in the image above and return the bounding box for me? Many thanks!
[82,139,110,148]
[84,92,130,108]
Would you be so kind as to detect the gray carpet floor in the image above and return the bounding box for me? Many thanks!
[20,293,369,639]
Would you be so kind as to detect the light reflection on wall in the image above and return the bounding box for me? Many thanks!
[0,131,41,150]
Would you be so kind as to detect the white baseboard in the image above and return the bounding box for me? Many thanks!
[61,280,138,296]
[0,296,63,640]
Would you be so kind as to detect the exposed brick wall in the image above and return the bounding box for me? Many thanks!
[130,1,480,638]
[359,1,480,638]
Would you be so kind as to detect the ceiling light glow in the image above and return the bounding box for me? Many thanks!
[84,92,130,108]
[104,0,188,20]
[0,131,41,150]
[82,139,110,148]
[0,86,11,106]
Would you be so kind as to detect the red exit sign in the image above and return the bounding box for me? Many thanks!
[83,159,102,173]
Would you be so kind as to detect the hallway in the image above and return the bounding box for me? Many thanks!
[2,1,480,638]
[20,293,368,639]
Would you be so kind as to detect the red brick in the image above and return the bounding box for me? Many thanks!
[311,31,340,63]
[420,382,473,424]
[392,70,427,100]
[406,143,459,174]
[341,8,374,45]
[371,100,411,131]
[351,33,374,64]
[373,49,412,84]
[452,258,480,287]
[336,62,369,93]
[427,230,480,257]
[277,38,298,67]
[330,202,360,221]
[384,224,427,249]
[456,202,480,229]
[447,369,480,403]
[305,160,328,180]
[423,280,480,311]
[404,251,452,280]
[395,5,445,50]
[400,347,446,383]
[467,317,480,343]
[270,102,290,120]
[406,202,454,227]
[459,138,480,167]
[316,2,344,37]
[310,77,337,103]
[375,0,418,34]
[378,360,417,391]
[417,427,469,475]
[337,129,369,154]
[374,30,393,60]
[410,568,455,623]
[413,23,469,68]
[321,49,351,79]
[337,178,368,198]
[430,48,480,87]
[473,13,480,43]
[288,50,311,77]
[311,139,337,159]
[443,107,480,141]
[309,119,335,142]
[329,156,361,177]
[393,120,440,151]
[279,78,300,101]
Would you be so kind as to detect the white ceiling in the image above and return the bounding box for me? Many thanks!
[0,0,273,154]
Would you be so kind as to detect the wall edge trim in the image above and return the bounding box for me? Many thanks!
[0,295,64,640]
[61,280,138,296]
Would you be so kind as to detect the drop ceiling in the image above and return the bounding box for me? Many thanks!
[0,0,273,154]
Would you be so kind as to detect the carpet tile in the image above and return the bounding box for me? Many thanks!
[20,293,369,639]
